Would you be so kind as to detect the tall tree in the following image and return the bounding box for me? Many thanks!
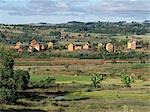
[0,47,30,103]
[0,47,17,102]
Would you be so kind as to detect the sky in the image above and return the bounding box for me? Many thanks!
[0,0,150,24]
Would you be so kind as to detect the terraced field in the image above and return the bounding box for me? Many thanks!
[1,58,148,112]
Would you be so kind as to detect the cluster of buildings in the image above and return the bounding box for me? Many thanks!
[14,39,53,53]
[13,37,137,53]
[68,37,137,52]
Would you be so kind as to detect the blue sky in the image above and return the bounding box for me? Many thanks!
[0,0,150,24]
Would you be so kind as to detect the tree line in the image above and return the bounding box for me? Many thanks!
[64,21,150,35]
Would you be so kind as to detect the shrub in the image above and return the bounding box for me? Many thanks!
[13,70,30,90]
[31,76,55,88]
[91,74,105,88]
[0,87,17,103]
[121,74,134,87]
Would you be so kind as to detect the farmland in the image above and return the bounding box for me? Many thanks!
[0,57,149,112]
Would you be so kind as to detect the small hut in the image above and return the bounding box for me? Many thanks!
[127,37,136,50]
[15,41,22,49]
[47,42,54,49]
[106,43,114,52]
[29,39,41,51]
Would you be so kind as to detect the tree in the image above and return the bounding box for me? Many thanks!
[0,47,15,89]
[49,31,61,37]
[0,47,30,103]
[0,87,17,103]
[91,74,105,88]
[0,47,17,102]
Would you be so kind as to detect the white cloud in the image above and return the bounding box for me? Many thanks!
[0,0,149,22]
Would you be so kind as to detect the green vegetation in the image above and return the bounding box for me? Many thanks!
[0,87,17,103]
[65,21,150,35]
[91,74,105,88]
[0,48,17,103]
[14,50,150,60]
[13,70,30,90]
[31,76,55,88]
[0,47,30,103]
[121,74,134,87]
[49,31,61,38]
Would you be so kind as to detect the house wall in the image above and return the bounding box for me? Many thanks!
[74,45,82,50]
[48,42,53,48]
[31,39,38,47]
[30,39,41,51]
[68,42,90,51]
[28,46,33,52]
[128,42,131,49]
[83,44,89,50]
[15,42,22,49]
[128,42,136,49]
[18,47,23,53]
[41,44,45,50]
[68,44,74,51]
[106,43,114,52]
[34,44,40,51]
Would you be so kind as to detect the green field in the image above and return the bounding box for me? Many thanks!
[0,60,148,112]
[1,77,149,112]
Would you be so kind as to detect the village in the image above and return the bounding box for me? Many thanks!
[13,36,140,53]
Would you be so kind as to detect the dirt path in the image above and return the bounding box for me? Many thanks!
[15,58,143,66]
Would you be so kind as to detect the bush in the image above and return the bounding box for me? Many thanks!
[13,70,30,90]
[31,76,55,88]
[121,74,134,87]
[91,74,105,88]
[0,87,17,103]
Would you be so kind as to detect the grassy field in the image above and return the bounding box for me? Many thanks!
[0,78,149,112]
[0,58,149,112]
[15,59,150,80]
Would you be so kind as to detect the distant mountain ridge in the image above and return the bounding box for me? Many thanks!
[29,22,54,26]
